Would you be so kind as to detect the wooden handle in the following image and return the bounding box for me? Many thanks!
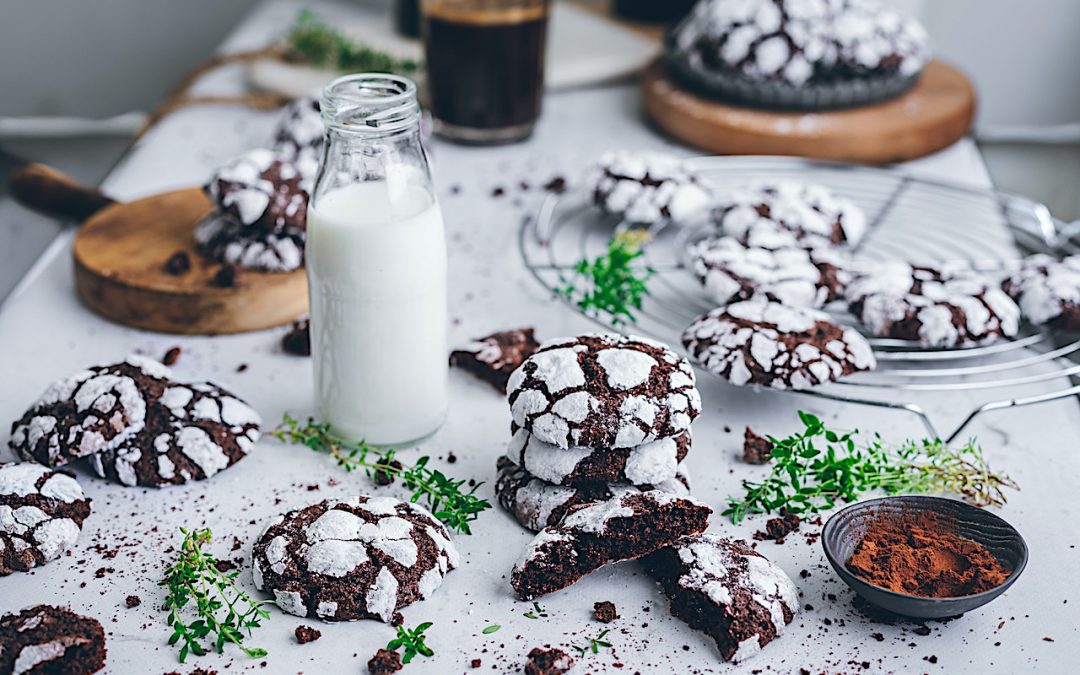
[8,163,116,223]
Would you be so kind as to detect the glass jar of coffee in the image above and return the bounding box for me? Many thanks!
[422,0,549,144]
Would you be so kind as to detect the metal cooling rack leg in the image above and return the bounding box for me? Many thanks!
[944,384,1080,443]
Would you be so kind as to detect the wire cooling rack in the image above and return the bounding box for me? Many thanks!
[520,156,1080,442]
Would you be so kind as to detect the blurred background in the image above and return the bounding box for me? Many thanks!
[2,0,1079,298]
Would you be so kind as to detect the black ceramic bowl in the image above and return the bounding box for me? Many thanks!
[822,496,1028,619]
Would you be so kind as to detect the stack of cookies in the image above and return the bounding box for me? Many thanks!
[498,334,702,532]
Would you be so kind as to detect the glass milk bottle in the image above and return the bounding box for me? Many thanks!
[307,74,448,446]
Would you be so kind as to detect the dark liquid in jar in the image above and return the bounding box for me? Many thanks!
[613,0,695,23]
[424,5,547,131]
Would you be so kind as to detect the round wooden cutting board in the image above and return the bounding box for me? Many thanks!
[642,59,976,164]
[10,164,308,335]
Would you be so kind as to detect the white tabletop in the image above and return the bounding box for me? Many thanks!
[1,1,1077,673]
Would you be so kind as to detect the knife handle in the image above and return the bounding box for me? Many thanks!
[8,163,115,224]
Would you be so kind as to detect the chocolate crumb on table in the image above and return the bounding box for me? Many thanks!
[161,346,181,366]
[524,647,574,675]
[294,625,322,644]
[125,595,141,608]
[754,511,801,544]
[163,251,191,275]
[373,457,403,486]
[368,647,403,674]
[743,427,774,464]
[282,318,311,356]
[470,657,482,668]
[543,176,567,193]
[449,327,540,393]
[593,601,618,623]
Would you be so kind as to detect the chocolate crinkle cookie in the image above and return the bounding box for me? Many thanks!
[195,216,306,274]
[683,299,875,389]
[524,646,574,675]
[0,463,91,575]
[587,151,711,225]
[0,604,107,674]
[1003,254,1080,333]
[508,334,702,450]
[710,182,866,250]
[252,496,459,623]
[511,490,711,599]
[687,236,846,308]
[450,327,540,393]
[89,380,261,488]
[270,95,323,181]
[507,425,690,487]
[646,534,799,663]
[9,355,169,467]
[847,261,1021,348]
[495,456,691,532]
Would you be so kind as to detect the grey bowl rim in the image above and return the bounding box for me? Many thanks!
[821,495,1029,604]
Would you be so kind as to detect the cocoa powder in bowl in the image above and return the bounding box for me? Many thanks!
[845,510,1011,598]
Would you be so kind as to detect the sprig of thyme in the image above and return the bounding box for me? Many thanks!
[286,10,419,74]
[724,411,1019,523]
[161,528,270,663]
[272,414,491,534]
[387,622,435,664]
[559,230,653,326]
[573,628,613,657]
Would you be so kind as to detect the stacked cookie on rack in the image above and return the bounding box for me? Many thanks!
[498,334,702,532]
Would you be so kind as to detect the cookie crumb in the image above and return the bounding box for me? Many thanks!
[754,511,800,543]
[213,263,238,288]
[125,595,141,608]
[164,251,191,275]
[593,601,618,623]
[294,625,322,644]
[470,658,482,668]
[446,452,457,464]
[236,363,249,372]
[373,457,403,486]
[162,346,181,366]
[743,427,774,464]
[282,318,311,356]
[368,647,403,674]
[525,647,574,675]
[543,176,567,193]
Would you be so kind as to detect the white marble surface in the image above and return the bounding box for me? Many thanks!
[0,1,1077,674]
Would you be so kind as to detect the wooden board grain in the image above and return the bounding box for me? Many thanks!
[72,188,308,335]
[642,59,976,164]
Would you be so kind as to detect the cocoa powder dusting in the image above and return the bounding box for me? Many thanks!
[846,510,1011,598]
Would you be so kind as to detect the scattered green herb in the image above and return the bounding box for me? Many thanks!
[286,9,419,74]
[559,230,653,326]
[724,411,1018,523]
[482,624,501,635]
[387,622,434,664]
[523,602,548,619]
[573,628,613,657]
[273,414,490,534]
[161,528,271,663]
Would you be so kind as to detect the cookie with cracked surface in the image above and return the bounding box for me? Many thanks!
[252,496,459,623]
[1003,254,1080,332]
[510,490,711,599]
[0,463,91,576]
[646,534,799,663]
[711,182,866,250]
[450,328,540,394]
[848,262,1020,347]
[195,215,306,273]
[508,334,702,450]
[682,299,875,389]
[271,95,323,183]
[0,604,106,674]
[588,151,711,224]
[495,456,691,532]
[89,381,261,488]
[687,236,845,308]
[507,425,690,487]
[9,356,170,467]
[205,148,310,233]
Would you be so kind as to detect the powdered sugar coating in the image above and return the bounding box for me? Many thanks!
[687,236,845,308]
[508,334,701,449]
[711,181,866,250]
[671,0,929,86]
[848,262,1021,347]
[0,463,91,576]
[682,299,875,389]
[205,149,309,229]
[588,151,711,224]
[195,216,305,272]
[1003,254,1080,332]
[252,496,458,623]
[270,95,324,186]
[9,356,169,467]
[90,380,261,488]
[647,534,799,663]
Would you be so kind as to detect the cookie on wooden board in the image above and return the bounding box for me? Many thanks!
[682,299,875,389]
[0,463,91,576]
[195,216,306,273]
[271,95,323,182]
[252,496,458,623]
[0,604,106,674]
[510,490,711,600]
[646,534,799,663]
[508,334,701,450]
